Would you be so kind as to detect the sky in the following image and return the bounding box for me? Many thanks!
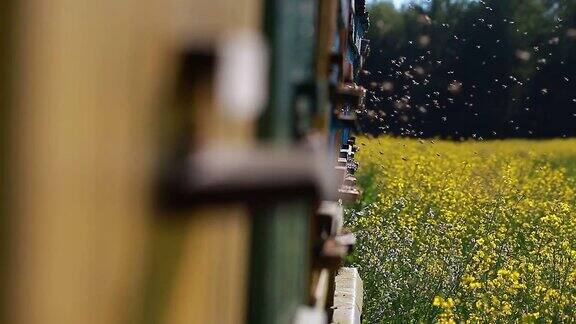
[367,0,413,9]
[368,0,477,9]
[391,0,410,8]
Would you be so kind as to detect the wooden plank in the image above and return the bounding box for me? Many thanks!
[332,267,363,324]
[7,0,170,323]
[161,207,250,324]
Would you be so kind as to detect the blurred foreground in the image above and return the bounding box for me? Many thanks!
[0,0,369,324]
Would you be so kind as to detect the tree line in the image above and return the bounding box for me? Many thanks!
[360,0,576,139]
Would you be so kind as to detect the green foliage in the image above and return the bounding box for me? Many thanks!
[362,0,576,138]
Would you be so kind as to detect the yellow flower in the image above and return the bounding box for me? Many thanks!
[502,302,512,316]
[497,269,510,276]
[476,300,483,309]
[433,296,443,307]
[348,137,576,322]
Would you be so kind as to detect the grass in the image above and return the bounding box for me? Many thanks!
[346,137,576,323]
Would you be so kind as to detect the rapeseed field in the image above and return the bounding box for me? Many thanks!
[346,137,576,323]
